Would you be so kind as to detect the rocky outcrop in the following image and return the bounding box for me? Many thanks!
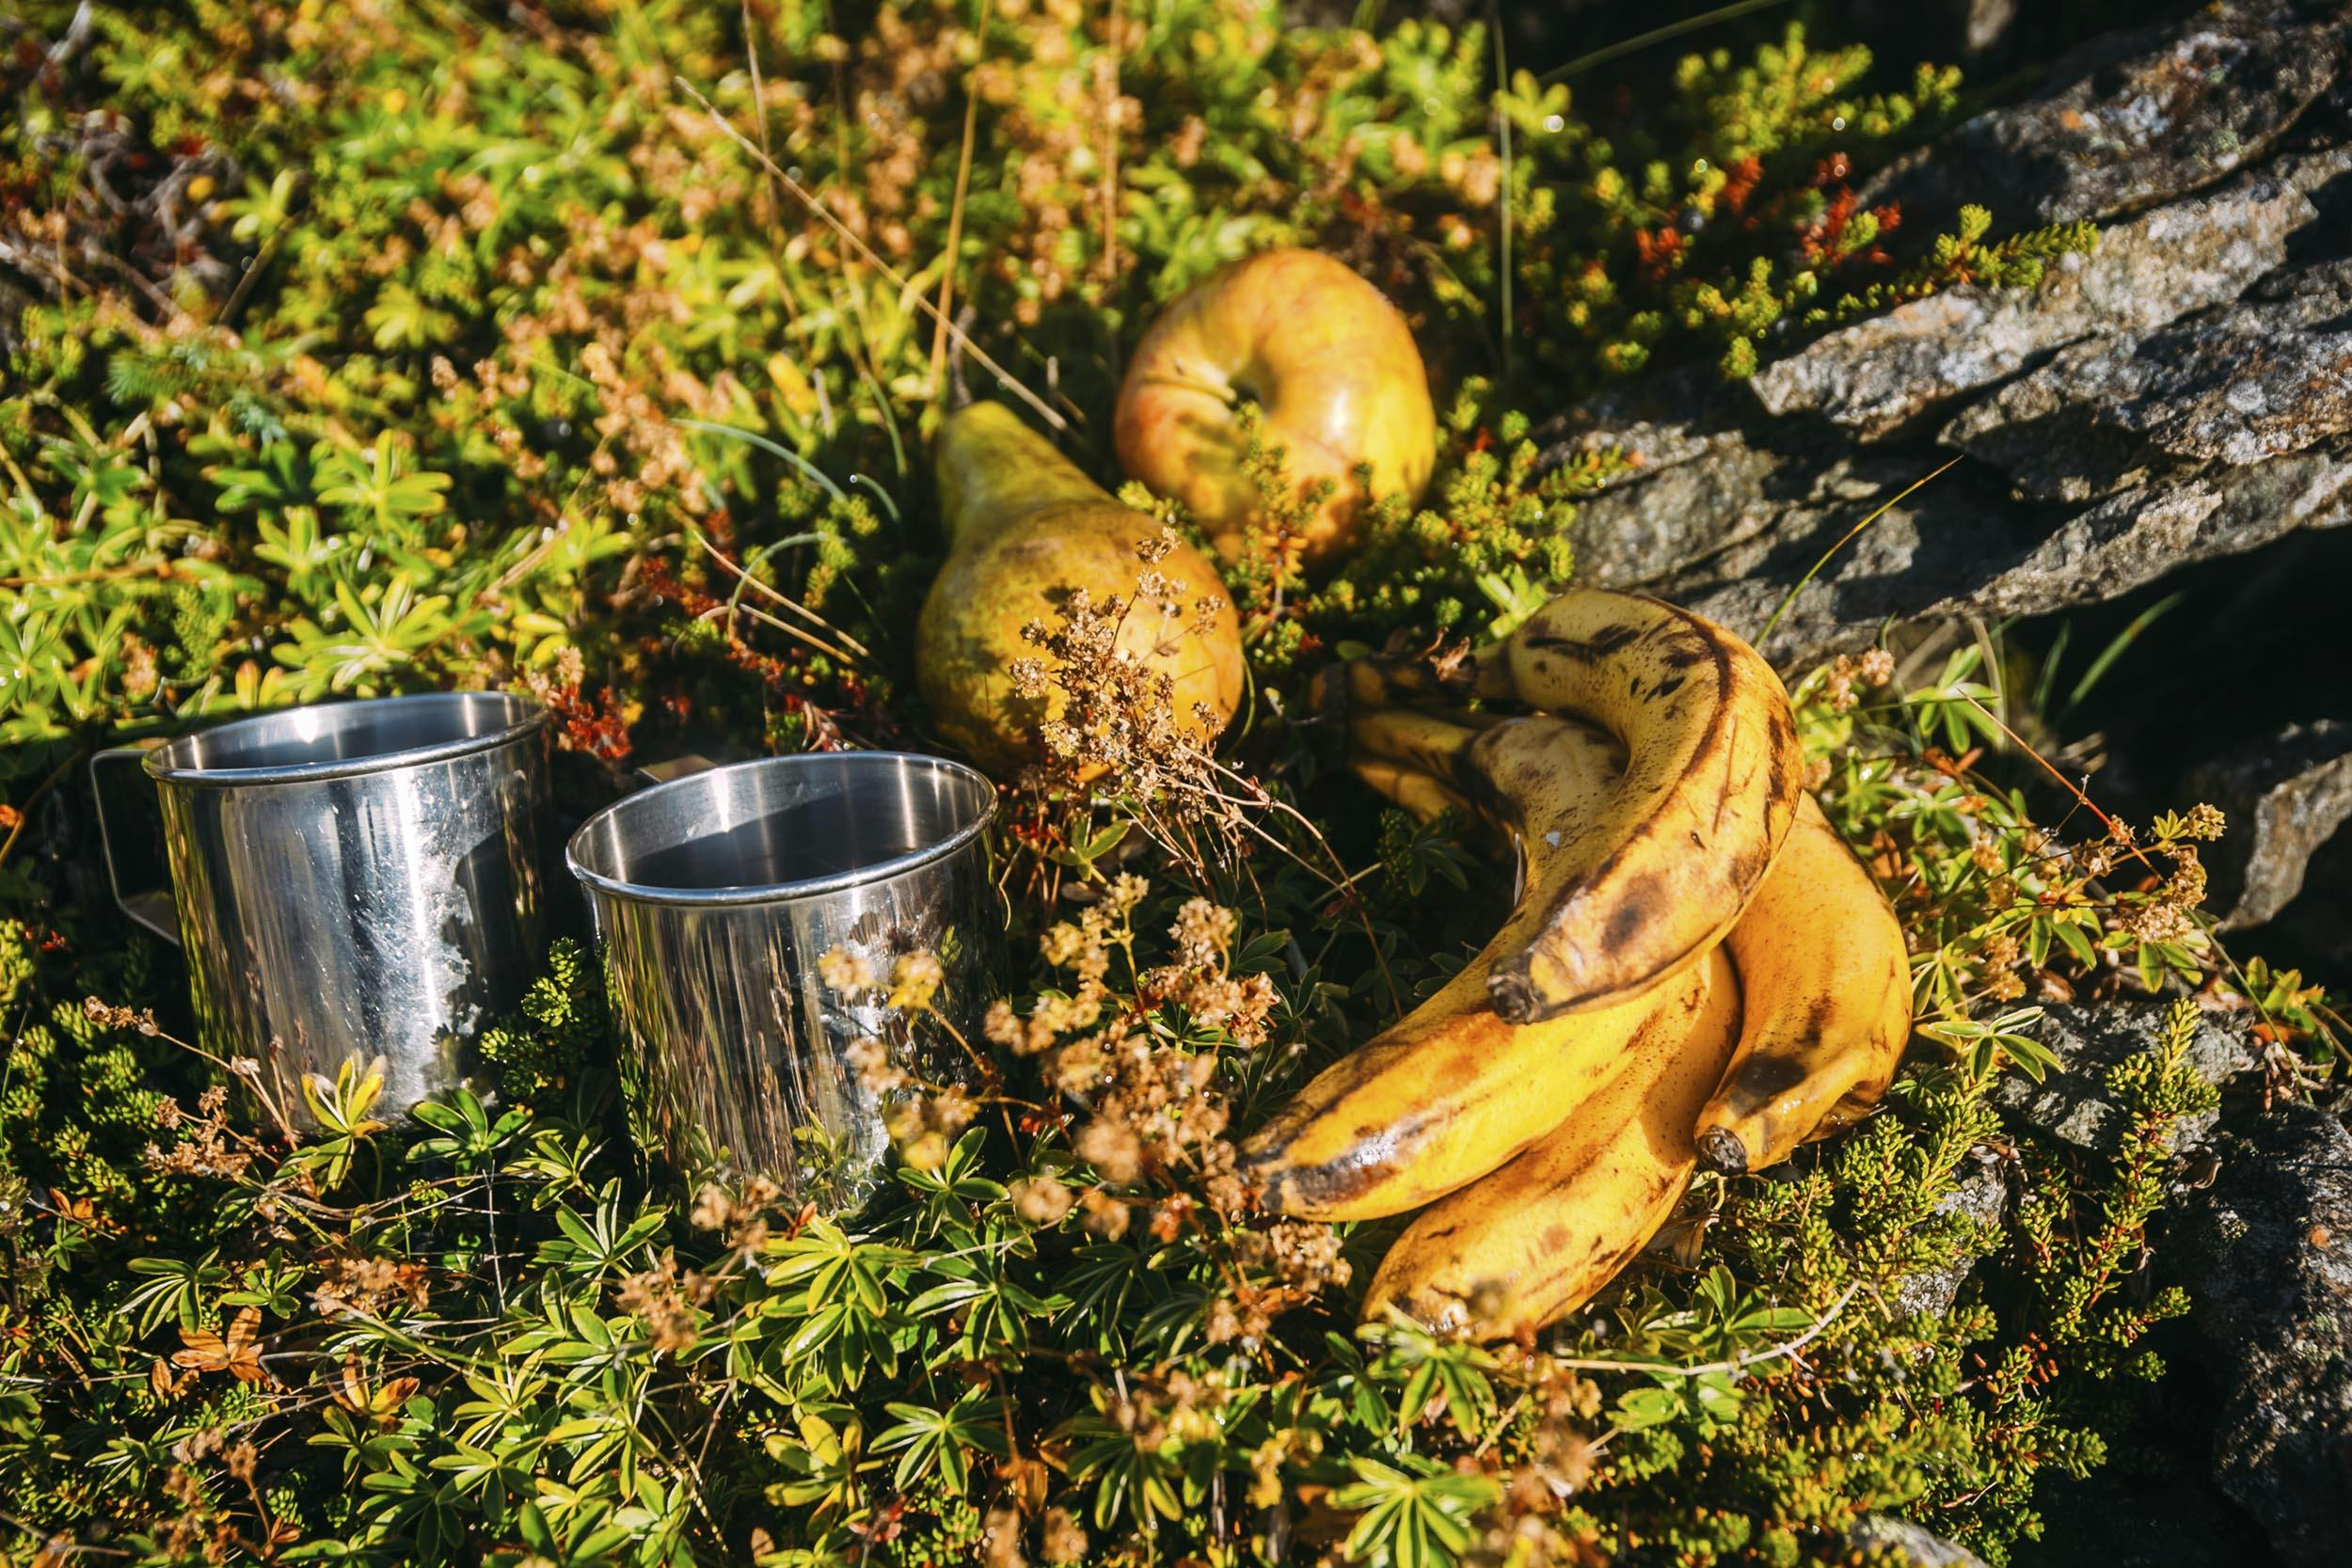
[1535,1,2352,670]
[1945,273,2352,499]
[2174,1103,2352,1568]
[1993,1002,2258,1155]
[1858,1,2348,230]
[1520,23,2352,1549]
[1753,172,2318,442]
[1847,1514,1988,1567]
[2185,721,2352,931]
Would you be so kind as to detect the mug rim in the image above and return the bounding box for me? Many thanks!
[566,751,994,909]
[144,691,549,787]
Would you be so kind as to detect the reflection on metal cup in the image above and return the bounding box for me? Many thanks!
[565,752,999,1212]
[91,692,552,1119]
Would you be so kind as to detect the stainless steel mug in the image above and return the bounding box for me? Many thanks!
[565,752,999,1210]
[91,692,551,1117]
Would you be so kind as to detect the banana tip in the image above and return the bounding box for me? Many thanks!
[1485,964,1543,1025]
[1694,1125,1750,1177]
[1233,1154,1298,1216]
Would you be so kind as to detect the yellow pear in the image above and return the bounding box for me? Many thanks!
[916,402,1246,778]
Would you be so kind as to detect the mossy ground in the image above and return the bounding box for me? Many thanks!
[0,4,2335,1565]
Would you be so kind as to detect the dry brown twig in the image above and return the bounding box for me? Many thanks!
[673,75,1071,435]
[927,0,994,392]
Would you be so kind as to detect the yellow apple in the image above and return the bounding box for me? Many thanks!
[1114,247,1437,568]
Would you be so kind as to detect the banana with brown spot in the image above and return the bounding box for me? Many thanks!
[1695,792,1913,1175]
[1483,589,1802,1024]
[1243,949,1707,1223]
[1245,719,1647,1222]
[1362,944,1742,1338]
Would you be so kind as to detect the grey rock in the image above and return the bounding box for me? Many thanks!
[2270,139,2352,206]
[1523,13,2352,673]
[1893,1149,2010,1318]
[1835,0,2020,61]
[1992,1002,2259,1156]
[2175,1102,2352,1568]
[1560,425,1827,590]
[1535,364,1734,478]
[1538,369,1853,591]
[2110,325,2352,470]
[1752,174,2316,440]
[1553,453,2229,666]
[1949,298,2352,493]
[2253,256,2352,303]
[2185,720,2352,930]
[1666,439,2352,668]
[1848,1514,1988,1568]
[1976,309,2343,479]
[2254,826,2352,979]
[1957,0,2013,57]
[1958,0,2016,57]
[1650,449,2024,659]
[1940,359,2183,505]
[1861,2,2348,230]
[1959,442,2352,620]
[1957,483,2229,610]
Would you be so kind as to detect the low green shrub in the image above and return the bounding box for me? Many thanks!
[0,4,2315,1566]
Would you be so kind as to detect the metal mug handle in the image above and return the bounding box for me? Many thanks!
[631,752,733,789]
[89,739,183,945]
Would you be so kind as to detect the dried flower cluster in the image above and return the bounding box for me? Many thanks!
[615,1252,719,1356]
[1007,530,1231,814]
[989,880,1276,1214]
[977,875,1358,1345]
[1819,645,1896,714]
[141,1085,255,1181]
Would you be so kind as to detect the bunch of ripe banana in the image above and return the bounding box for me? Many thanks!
[1240,588,1913,1339]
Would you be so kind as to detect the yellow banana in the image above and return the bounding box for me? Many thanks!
[1243,946,1704,1222]
[1344,705,1495,785]
[1481,590,1802,1024]
[1362,944,1741,1338]
[1310,651,1514,717]
[1246,719,1643,1221]
[1695,793,1913,1175]
[1346,754,1470,825]
[1343,725,1908,1182]
[1339,694,1626,865]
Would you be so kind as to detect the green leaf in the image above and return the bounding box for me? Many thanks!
[1330,1456,1493,1568]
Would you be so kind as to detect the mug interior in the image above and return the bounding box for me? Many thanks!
[569,752,993,903]
[152,692,542,779]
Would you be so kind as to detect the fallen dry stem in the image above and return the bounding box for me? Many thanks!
[675,76,1070,435]
[927,0,993,390]
[691,530,872,660]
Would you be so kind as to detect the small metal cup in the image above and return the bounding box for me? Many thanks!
[91,692,551,1117]
[566,752,998,1210]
